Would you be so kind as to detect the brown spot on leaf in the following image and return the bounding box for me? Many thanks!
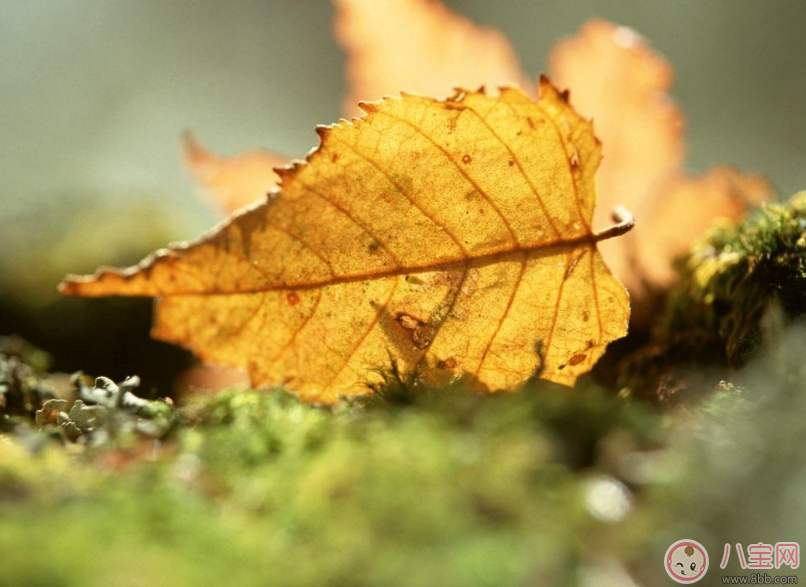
[395,312,437,349]
[437,357,457,369]
[286,291,300,306]
[396,312,422,331]
[412,324,438,349]
[569,353,586,366]
[462,154,472,164]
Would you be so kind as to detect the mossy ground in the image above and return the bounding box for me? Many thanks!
[3,333,806,587]
[0,378,655,587]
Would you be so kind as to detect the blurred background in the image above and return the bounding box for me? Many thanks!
[1,0,804,391]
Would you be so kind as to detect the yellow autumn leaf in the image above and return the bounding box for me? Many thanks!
[189,8,772,303]
[329,5,774,299]
[61,82,630,403]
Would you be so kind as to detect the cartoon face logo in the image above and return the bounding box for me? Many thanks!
[665,539,709,583]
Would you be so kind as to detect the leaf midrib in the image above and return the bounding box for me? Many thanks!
[168,235,599,297]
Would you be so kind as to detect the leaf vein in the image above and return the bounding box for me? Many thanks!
[588,245,604,348]
[268,287,324,364]
[534,100,591,232]
[328,132,469,256]
[264,221,337,276]
[378,109,521,246]
[319,275,402,395]
[543,252,573,363]
[415,261,471,368]
[297,180,404,268]
[474,251,528,377]
[466,98,562,239]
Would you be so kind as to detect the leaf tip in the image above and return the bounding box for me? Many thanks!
[57,277,80,296]
[57,272,113,298]
[181,131,215,169]
[536,75,574,107]
[537,74,559,99]
[274,164,297,181]
[315,125,331,140]
[358,100,379,114]
[559,88,571,103]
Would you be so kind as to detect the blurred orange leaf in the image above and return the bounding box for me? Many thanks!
[333,0,531,116]
[550,20,683,293]
[62,84,630,402]
[549,20,774,294]
[632,166,772,286]
[183,134,289,215]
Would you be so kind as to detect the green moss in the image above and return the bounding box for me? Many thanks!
[619,193,806,402]
[0,374,666,587]
[666,192,806,365]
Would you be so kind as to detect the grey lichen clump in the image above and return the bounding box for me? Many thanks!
[666,192,806,366]
[0,342,175,445]
[35,374,175,444]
